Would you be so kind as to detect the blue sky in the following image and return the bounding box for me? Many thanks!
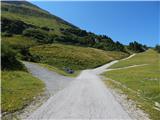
[30,1,159,47]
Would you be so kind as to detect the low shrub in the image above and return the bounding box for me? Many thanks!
[128,41,146,53]
[155,45,160,53]
[23,28,55,44]
[1,43,25,70]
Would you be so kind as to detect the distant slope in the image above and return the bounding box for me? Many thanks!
[1,0,131,72]
[109,49,158,68]
[29,44,128,70]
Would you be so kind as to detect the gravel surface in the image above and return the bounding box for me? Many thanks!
[25,60,131,119]
[106,64,148,71]
[23,62,74,96]
[23,54,149,119]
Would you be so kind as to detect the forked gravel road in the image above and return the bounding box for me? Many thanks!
[23,55,136,119]
[23,62,74,96]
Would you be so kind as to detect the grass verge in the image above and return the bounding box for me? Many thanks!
[109,49,159,68]
[1,71,45,114]
[104,79,160,120]
[103,49,160,120]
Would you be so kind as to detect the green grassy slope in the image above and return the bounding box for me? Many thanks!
[2,12,69,35]
[2,35,37,49]
[1,1,75,36]
[1,35,39,61]
[29,44,129,70]
[103,49,160,120]
[2,71,44,114]
[1,1,129,53]
[109,49,158,68]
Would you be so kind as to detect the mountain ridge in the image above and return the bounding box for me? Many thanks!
[2,1,78,29]
[1,1,146,53]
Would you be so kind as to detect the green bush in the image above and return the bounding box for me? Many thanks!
[1,44,25,70]
[1,32,13,37]
[155,45,160,53]
[1,17,32,34]
[62,28,88,37]
[128,41,146,53]
[23,28,55,43]
[1,35,39,61]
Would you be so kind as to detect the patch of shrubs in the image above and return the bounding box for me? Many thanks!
[1,44,25,70]
[1,32,13,37]
[1,17,36,34]
[54,35,80,44]
[23,28,55,44]
[40,26,53,31]
[61,28,88,37]
[128,41,147,53]
[60,28,126,52]
[155,45,160,53]
[18,47,41,62]
[2,17,146,54]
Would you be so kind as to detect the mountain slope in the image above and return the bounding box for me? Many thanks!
[1,1,77,35]
[1,1,128,52]
[2,1,77,28]
[1,0,130,73]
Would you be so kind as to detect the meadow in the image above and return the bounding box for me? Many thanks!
[1,71,44,114]
[29,43,129,70]
[103,49,160,120]
[109,49,158,68]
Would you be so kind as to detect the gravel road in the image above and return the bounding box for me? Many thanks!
[24,58,134,119]
[23,62,74,96]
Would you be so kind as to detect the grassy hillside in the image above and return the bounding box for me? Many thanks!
[29,44,129,70]
[109,49,158,68]
[1,1,75,34]
[103,49,160,120]
[2,12,69,35]
[2,35,37,49]
[1,0,130,76]
[1,1,129,53]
